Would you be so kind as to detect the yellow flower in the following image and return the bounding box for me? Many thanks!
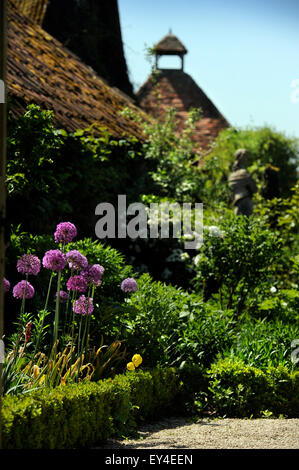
[32,365,40,378]
[39,374,45,385]
[127,362,135,371]
[132,354,142,367]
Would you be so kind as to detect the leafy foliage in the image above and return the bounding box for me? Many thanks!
[6,104,148,237]
[201,126,298,207]
[192,214,281,316]
[207,358,299,417]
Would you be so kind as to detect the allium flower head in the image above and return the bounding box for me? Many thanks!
[55,290,69,303]
[67,275,88,293]
[73,295,94,315]
[54,222,77,244]
[42,250,66,272]
[65,250,88,271]
[81,264,104,286]
[17,254,41,276]
[13,280,35,299]
[4,277,10,293]
[121,277,137,293]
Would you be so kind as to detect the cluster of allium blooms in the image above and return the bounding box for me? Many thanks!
[55,290,69,303]
[13,280,35,299]
[121,277,138,293]
[67,275,88,293]
[17,254,41,276]
[7,222,140,343]
[65,250,88,271]
[42,249,66,272]
[73,295,94,315]
[54,222,77,244]
[4,277,10,293]
[81,264,104,286]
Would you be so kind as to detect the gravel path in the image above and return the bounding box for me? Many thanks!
[97,417,299,449]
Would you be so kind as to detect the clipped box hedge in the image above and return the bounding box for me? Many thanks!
[2,361,298,449]
[207,358,299,418]
[1,367,180,449]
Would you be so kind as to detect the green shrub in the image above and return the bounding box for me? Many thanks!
[192,214,280,316]
[2,363,298,448]
[6,104,147,237]
[164,305,236,369]
[124,370,154,421]
[226,317,299,369]
[175,364,209,415]
[1,368,179,449]
[207,357,299,418]
[2,381,114,448]
[150,367,178,416]
[122,273,198,367]
[201,126,298,205]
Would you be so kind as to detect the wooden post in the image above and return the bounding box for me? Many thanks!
[0,0,7,450]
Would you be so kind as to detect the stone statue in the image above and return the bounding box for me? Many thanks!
[228,149,257,216]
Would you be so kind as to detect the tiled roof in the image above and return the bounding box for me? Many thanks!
[154,33,187,55]
[137,69,229,150]
[7,1,148,139]
[12,0,48,25]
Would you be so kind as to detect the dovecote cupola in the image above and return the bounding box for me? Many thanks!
[154,30,188,71]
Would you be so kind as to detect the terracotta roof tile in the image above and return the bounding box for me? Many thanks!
[7,1,148,140]
[137,69,229,150]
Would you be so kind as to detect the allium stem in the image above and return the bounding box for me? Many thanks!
[19,275,29,319]
[53,271,62,348]
[44,271,54,312]
[77,315,83,354]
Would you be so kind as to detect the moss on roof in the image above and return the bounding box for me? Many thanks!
[7,1,149,140]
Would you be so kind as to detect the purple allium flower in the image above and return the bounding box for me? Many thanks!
[73,295,94,315]
[42,250,66,272]
[17,254,41,276]
[13,280,35,299]
[81,264,104,286]
[4,277,10,293]
[121,277,138,293]
[55,290,69,303]
[66,275,88,293]
[65,250,88,271]
[54,222,77,244]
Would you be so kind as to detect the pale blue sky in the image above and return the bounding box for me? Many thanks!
[118,0,299,139]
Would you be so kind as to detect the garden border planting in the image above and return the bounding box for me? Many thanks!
[2,361,298,449]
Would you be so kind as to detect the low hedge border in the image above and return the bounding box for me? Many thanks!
[1,367,180,449]
[2,360,298,448]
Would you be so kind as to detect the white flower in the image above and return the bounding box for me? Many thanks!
[208,226,222,237]
[270,286,277,294]
[193,254,202,267]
